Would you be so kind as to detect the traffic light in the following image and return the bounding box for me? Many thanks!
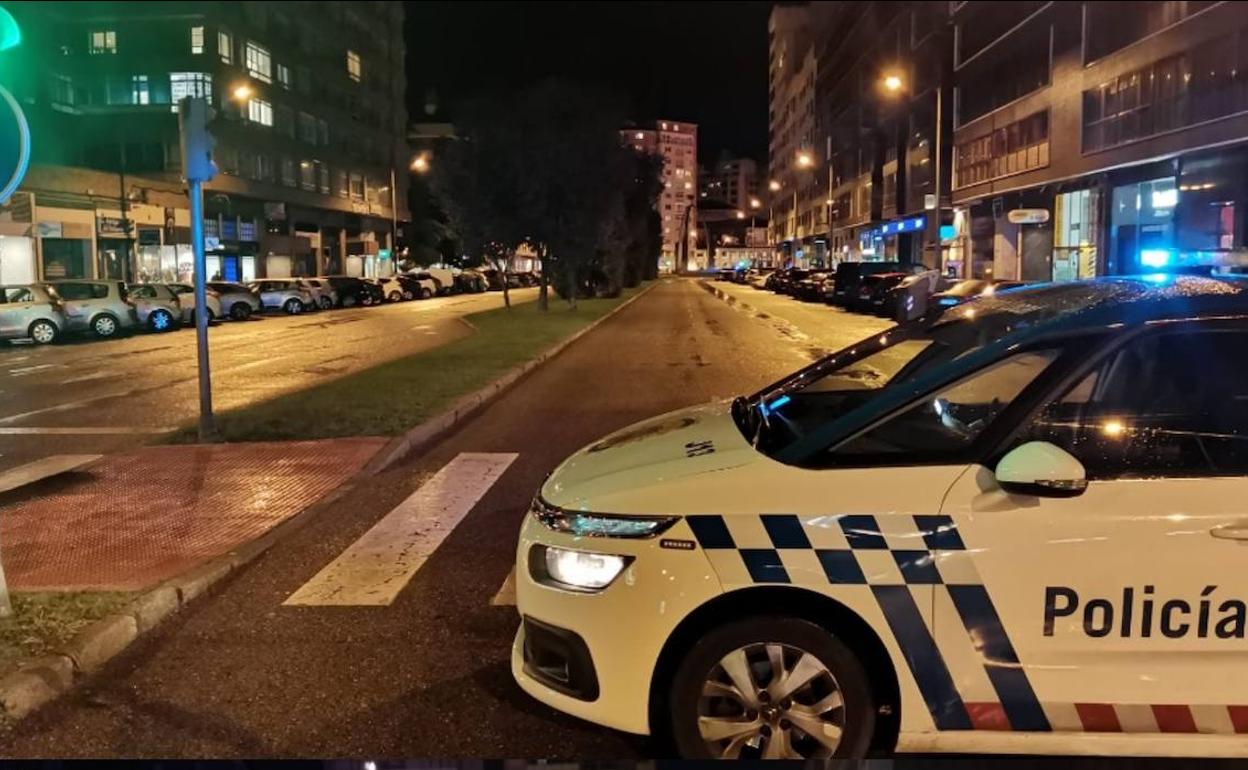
[178,96,217,182]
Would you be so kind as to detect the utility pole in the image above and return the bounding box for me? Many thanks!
[179,96,218,441]
[389,165,398,276]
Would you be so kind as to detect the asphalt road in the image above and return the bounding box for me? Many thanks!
[0,288,537,474]
[2,280,1118,762]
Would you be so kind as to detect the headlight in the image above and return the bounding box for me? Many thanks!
[532,497,676,538]
[533,545,630,591]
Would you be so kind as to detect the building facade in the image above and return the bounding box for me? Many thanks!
[950,0,1248,281]
[622,119,698,271]
[1,1,408,285]
[700,156,761,213]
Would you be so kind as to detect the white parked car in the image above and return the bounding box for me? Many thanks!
[512,275,1248,759]
[248,279,314,314]
[167,283,223,323]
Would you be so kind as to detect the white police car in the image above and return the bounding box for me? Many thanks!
[512,275,1248,758]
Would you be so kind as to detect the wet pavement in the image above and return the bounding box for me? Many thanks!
[0,289,537,474]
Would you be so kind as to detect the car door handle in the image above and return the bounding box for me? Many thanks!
[1210,522,1248,542]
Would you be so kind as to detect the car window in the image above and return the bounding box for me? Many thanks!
[52,282,94,300]
[1024,328,1248,478]
[830,349,1060,458]
[129,285,157,299]
[170,284,192,294]
[2,287,33,304]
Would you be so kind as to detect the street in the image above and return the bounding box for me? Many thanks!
[1,279,888,757]
[0,288,537,474]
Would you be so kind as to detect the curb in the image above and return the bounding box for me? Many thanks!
[360,279,659,477]
[0,461,362,722]
[0,280,658,723]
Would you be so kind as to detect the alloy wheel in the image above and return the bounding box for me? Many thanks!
[696,642,846,759]
[94,315,118,338]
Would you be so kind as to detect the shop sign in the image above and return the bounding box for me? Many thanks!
[205,236,221,251]
[36,220,61,238]
[1007,208,1050,225]
[97,215,131,236]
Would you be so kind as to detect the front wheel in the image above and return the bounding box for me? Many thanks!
[91,313,120,339]
[402,290,414,301]
[320,296,334,310]
[230,302,252,321]
[420,287,433,299]
[28,319,58,345]
[668,617,875,759]
[388,291,402,303]
[284,298,304,315]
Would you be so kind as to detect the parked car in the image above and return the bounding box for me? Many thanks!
[879,271,945,322]
[479,268,506,291]
[44,280,139,339]
[0,284,65,344]
[930,278,1024,308]
[827,261,913,306]
[794,271,831,302]
[374,276,408,302]
[299,278,338,310]
[772,268,811,295]
[208,281,263,320]
[167,283,224,323]
[420,267,456,295]
[126,283,184,332]
[357,278,386,306]
[854,272,908,313]
[746,268,775,289]
[248,279,314,314]
[399,273,438,299]
[321,276,370,308]
[455,270,487,294]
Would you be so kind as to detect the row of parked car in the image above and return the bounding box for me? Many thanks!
[0,267,518,345]
[720,264,1024,321]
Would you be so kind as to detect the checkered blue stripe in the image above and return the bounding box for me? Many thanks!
[685,512,1050,733]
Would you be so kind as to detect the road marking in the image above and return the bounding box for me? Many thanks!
[491,567,517,606]
[0,426,175,435]
[0,454,101,494]
[284,452,518,607]
[60,371,109,384]
[8,364,60,376]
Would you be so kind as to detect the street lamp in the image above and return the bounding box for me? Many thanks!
[735,210,745,220]
[882,74,904,94]
[768,179,781,192]
[749,197,761,209]
[410,154,430,173]
[231,83,253,102]
[796,151,814,169]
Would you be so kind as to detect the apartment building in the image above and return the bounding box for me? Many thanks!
[622,119,698,271]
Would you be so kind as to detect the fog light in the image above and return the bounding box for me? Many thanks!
[543,546,628,590]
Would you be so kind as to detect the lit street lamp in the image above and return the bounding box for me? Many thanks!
[411,154,430,173]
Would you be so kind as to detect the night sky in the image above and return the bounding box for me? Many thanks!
[404,1,773,164]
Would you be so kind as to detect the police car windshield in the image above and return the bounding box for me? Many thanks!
[739,282,1120,454]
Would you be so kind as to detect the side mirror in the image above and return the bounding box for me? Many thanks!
[995,441,1088,497]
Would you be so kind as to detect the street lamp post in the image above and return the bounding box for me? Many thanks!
[882,71,945,274]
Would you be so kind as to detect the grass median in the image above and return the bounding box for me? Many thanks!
[176,283,649,442]
[0,591,133,680]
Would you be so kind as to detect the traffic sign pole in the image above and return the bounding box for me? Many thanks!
[189,176,216,441]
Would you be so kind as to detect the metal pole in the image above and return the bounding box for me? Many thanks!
[389,166,398,276]
[189,178,216,441]
[934,85,945,275]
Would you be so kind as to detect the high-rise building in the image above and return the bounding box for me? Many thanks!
[701,156,761,213]
[621,119,698,271]
[1,1,408,284]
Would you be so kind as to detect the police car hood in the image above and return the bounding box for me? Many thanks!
[541,402,757,512]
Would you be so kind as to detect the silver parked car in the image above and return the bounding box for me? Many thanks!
[167,283,224,323]
[208,281,262,320]
[44,280,139,339]
[248,279,314,314]
[299,278,337,310]
[126,283,183,332]
[0,284,66,344]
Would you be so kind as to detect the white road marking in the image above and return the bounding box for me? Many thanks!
[284,452,518,607]
[0,426,175,435]
[60,371,109,384]
[8,364,60,376]
[490,567,517,606]
[0,454,101,494]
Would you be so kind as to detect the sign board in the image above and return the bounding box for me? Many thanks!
[204,235,221,251]
[924,193,937,211]
[1007,208,1051,225]
[36,221,62,238]
[97,215,131,236]
[378,248,392,260]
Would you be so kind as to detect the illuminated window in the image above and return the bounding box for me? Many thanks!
[300,160,316,191]
[247,98,273,126]
[218,30,232,63]
[347,50,361,82]
[276,63,290,89]
[245,41,272,83]
[89,30,116,54]
[190,26,204,54]
[131,75,149,105]
[170,72,213,105]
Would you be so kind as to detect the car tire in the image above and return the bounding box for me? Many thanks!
[388,291,402,303]
[320,296,333,310]
[283,298,303,315]
[91,313,120,339]
[148,309,175,333]
[402,290,414,301]
[668,616,874,760]
[420,287,433,299]
[230,302,252,321]
[28,319,58,345]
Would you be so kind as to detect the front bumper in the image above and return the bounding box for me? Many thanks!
[511,511,724,736]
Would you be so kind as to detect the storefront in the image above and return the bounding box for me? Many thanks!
[857,215,926,262]
[34,210,95,280]
[1052,187,1101,281]
[1107,173,1177,275]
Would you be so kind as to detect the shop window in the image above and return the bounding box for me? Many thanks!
[89,30,116,55]
[1053,189,1101,281]
[239,219,258,241]
[245,41,272,83]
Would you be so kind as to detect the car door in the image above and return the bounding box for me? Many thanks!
[52,282,92,330]
[938,320,1248,735]
[0,286,29,335]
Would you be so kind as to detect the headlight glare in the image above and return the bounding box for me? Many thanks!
[542,546,628,590]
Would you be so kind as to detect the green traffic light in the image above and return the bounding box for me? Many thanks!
[0,6,18,52]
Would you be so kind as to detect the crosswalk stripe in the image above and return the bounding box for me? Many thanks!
[0,454,100,495]
[284,451,518,607]
[490,566,517,606]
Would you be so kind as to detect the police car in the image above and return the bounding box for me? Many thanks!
[511,275,1248,758]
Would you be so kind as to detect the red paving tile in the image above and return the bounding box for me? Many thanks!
[0,438,385,591]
